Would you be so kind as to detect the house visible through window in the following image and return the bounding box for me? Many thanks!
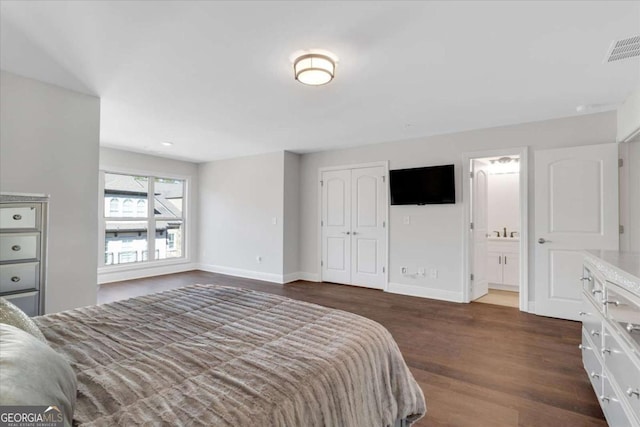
[102,172,186,266]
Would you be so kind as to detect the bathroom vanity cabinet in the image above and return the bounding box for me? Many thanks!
[487,239,519,290]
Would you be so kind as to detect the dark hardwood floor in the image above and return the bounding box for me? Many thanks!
[99,271,606,427]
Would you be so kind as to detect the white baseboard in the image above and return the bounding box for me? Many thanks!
[282,272,300,283]
[297,272,321,282]
[387,282,464,303]
[197,263,284,284]
[98,262,198,285]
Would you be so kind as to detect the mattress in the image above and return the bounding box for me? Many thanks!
[35,284,426,426]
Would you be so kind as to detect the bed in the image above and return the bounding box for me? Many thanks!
[29,284,425,426]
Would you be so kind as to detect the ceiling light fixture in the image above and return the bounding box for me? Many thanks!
[293,53,336,86]
[161,141,173,147]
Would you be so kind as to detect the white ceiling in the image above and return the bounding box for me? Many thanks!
[1,1,639,163]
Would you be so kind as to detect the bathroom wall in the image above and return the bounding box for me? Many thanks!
[487,172,520,236]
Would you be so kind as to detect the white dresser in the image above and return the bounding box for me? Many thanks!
[0,194,49,316]
[581,250,640,426]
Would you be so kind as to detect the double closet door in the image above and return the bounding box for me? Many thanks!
[321,165,387,289]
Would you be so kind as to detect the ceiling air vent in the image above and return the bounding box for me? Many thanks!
[605,35,640,63]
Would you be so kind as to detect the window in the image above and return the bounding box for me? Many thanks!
[102,172,186,267]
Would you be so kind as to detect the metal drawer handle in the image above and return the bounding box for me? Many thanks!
[602,347,611,355]
[580,276,593,282]
[600,395,610,403]
[12,214,22,220]
[11,245,21,252]
[626,323,640,334]
[578,344,591,351]
[10,276,20,283]
[626,388,640,399]
[603,300,620,306]
[579,311,589,316]
[590,330,600,337]
[590,372,600,379]
[591,289,602,295]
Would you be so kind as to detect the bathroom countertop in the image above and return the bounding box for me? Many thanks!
[487,237,520,242]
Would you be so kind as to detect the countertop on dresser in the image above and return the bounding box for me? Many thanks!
[584,250,640,295]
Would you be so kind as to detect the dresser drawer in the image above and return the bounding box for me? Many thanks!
[581,297,603,354]
[0,262,39,293]
[604,325,640,420]
[583,264,605,305]
[0,205,38,230]
[582,327,603,397]
[605,284,640,351]
[3,291,40,317]
[601,372,635,427]
[0,233,39,262]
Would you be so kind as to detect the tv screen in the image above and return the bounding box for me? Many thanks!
[390,164,455,205]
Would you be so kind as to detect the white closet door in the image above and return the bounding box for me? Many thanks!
[534,143,618,320]
[350,166,386,289]
[321,169,352,285]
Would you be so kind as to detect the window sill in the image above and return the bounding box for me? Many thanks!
[97,257,191,275]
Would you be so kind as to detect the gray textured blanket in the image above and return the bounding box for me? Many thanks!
[35,285,425,426]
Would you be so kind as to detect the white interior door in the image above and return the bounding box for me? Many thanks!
[350,166,386,289]
[471,159,489,300]
[535,143,619,320]
[321,169,351,285]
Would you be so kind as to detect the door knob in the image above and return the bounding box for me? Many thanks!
[538,238,549,244]
[342,231,351,235]
[352,232,358,235]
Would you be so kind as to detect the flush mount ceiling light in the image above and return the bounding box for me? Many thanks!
[161,141,173,147]
[293,53,336,86]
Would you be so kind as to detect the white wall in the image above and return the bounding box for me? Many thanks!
[620,139,640,252]
[97,147,199,283]
[487,172,520,235]
[198,152,285,282]
[0,71,100,313]
[299,112,616,303]
[283,152,301,280]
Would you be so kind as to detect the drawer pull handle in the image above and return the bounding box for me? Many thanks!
[579,311,589,316]
[626,323,640,334]
[11,245,21,252]
[591,289,602,295]
[578,344,591,351]
[590,330,600,337]
[10,276,20,283]
[602,347,611,355]
[603,300,620,306]
[590,372,600,379]
[600,395,610,403]
[580,276,593,282]
[626,388,640,399]
[12,214,22,220]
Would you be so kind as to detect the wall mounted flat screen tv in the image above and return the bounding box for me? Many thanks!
[390,164,455,205]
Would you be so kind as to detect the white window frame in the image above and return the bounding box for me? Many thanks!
[98,168,191,273]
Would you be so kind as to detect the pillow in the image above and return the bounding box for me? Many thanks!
[0,297,47,343]
[0,324,77,427]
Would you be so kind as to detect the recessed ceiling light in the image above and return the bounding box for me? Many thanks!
[161,141,173,147]
[293,51,337,86]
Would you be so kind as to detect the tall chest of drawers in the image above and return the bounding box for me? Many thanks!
[582,251,640,427]
[0,194,48,316]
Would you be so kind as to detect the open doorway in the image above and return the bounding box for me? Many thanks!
[463,148,529,311]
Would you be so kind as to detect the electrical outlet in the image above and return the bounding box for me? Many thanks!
[430,268,438,279]
[401,267,408,275]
